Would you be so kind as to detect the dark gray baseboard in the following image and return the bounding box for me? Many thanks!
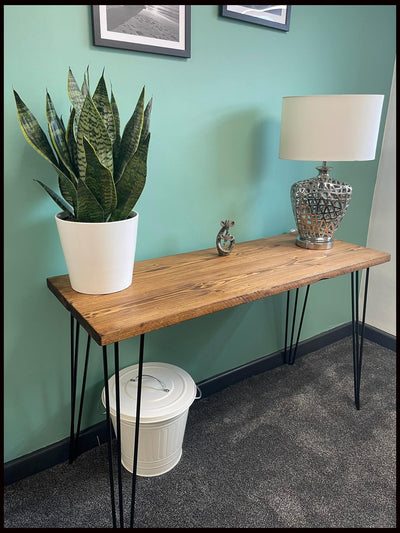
[364,324,396,352]
[4,421,109,487]
[4,322,394,486]
[197,322,353,397]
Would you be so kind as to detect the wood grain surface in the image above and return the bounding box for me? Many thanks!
[47,233,390,346]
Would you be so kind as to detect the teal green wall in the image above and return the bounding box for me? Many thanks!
[4,5,396,463]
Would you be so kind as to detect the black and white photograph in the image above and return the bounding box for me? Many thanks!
[221,5,291,31]
[92,5,191,57]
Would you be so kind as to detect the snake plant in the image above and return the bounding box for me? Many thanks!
[13,68,152,222]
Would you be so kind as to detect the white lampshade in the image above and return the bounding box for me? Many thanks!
[279,94,384,161]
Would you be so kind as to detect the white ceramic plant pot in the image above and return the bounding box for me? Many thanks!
[55,211,139,294]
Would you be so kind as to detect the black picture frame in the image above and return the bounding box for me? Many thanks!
[92,5,191,58]
[220,5,291,32]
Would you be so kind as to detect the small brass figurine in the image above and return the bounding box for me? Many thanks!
[216,220,235,256]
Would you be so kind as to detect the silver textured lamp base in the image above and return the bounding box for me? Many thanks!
[291,164,352,250]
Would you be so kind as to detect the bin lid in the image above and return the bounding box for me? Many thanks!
[102,362,197,423]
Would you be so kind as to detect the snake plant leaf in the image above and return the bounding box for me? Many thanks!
[34,179,74,217]
[65,107,78,171]
[68,68,84,109]
[93,73,116,143]
[110,133,150,221]
[83,137,116,218]
[111,88,121,160]
[141,97,153,140]
[67,68,86,140]
[56,155,72,183]
[110,89,120,139]
[76,179,105,222]
[76,92,113,181]
[14,90,59,167]
[114,86,145,184]
[14,89,74,188]
[58,173,77,212]
[46,91,77,183]
[59,115,66,136]
[81,66,89,97]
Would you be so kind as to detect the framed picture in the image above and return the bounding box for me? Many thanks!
[220,5,291,31]
[92,5,191,57]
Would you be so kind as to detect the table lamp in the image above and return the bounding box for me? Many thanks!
[279,94,384,249]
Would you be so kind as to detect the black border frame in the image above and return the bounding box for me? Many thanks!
[220,5,291,31]
[91,5,191,58]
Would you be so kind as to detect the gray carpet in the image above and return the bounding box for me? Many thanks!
[4,337,396,528]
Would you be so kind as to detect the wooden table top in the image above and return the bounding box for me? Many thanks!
[47,233,390,346]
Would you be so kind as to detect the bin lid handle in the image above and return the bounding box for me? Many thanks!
[130,374,170,393]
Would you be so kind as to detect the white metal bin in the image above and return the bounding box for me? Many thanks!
[101,362,198,477]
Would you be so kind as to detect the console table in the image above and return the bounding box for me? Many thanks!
[47,232,390,528]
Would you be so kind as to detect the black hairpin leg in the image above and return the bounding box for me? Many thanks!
[284,285,310,365]
[102,346,117,528]
[74,334,91,457]
[351,268,370,410]
[69,316,145,528]
[69,316,79,463]
[101,343,126,528]
[69,315,92,463]
[114,343,124,528]
[101,335,145,528]
[130,333,145,528]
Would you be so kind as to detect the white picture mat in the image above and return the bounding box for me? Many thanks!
[98,5,186,51]
[226,5,288,24]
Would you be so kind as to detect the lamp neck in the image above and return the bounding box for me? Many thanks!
[316,161,332,178]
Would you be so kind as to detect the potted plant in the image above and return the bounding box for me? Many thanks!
[14,68,152,294]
